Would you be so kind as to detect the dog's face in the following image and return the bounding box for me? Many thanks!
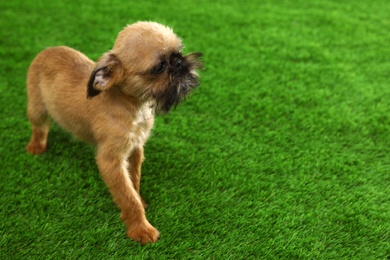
[87,22,203,113]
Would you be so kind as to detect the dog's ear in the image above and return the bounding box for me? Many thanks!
[87,53,123,98]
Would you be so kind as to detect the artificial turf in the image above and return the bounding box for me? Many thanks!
[1,0,389,259]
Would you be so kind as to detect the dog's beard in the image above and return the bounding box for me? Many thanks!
[153,72,200,114]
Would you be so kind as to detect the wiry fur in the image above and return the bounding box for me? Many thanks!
[25,21,202,244]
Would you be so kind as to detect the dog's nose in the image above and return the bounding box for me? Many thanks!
[174,59,182,69]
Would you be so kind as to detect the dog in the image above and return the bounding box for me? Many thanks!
[25,21,203,244]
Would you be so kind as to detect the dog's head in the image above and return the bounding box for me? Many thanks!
[87,21,203,113]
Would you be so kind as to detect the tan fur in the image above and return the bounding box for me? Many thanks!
[26,22,202,244]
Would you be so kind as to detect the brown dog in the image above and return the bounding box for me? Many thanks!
[25,21,202,244]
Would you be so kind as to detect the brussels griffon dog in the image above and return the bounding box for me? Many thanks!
[25,21,203,244]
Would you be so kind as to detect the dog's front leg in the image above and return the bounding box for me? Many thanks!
[128,146,148,208]
[96,145,159,244]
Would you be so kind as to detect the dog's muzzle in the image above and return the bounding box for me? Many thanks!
[154,53,203,114]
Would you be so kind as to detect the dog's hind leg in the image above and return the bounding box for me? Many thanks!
[26,70,50,155]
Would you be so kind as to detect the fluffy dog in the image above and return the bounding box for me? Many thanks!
[25,21,202,244]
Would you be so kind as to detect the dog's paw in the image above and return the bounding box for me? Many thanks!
[26,142,47,155]
[127,220,160,245]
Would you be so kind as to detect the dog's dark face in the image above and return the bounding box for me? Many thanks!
[87,22,203,114]
[148,51,203,113]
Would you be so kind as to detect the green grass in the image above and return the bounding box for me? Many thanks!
[1,0,389,259]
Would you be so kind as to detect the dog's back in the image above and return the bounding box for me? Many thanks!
[27,46,94,98]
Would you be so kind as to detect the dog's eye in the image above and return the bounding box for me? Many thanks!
[152,61,167,74]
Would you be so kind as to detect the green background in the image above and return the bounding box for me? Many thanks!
[1,0,389,259]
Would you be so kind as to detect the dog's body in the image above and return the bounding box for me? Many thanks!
[26,46,154,148]
[26,22,202,244]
